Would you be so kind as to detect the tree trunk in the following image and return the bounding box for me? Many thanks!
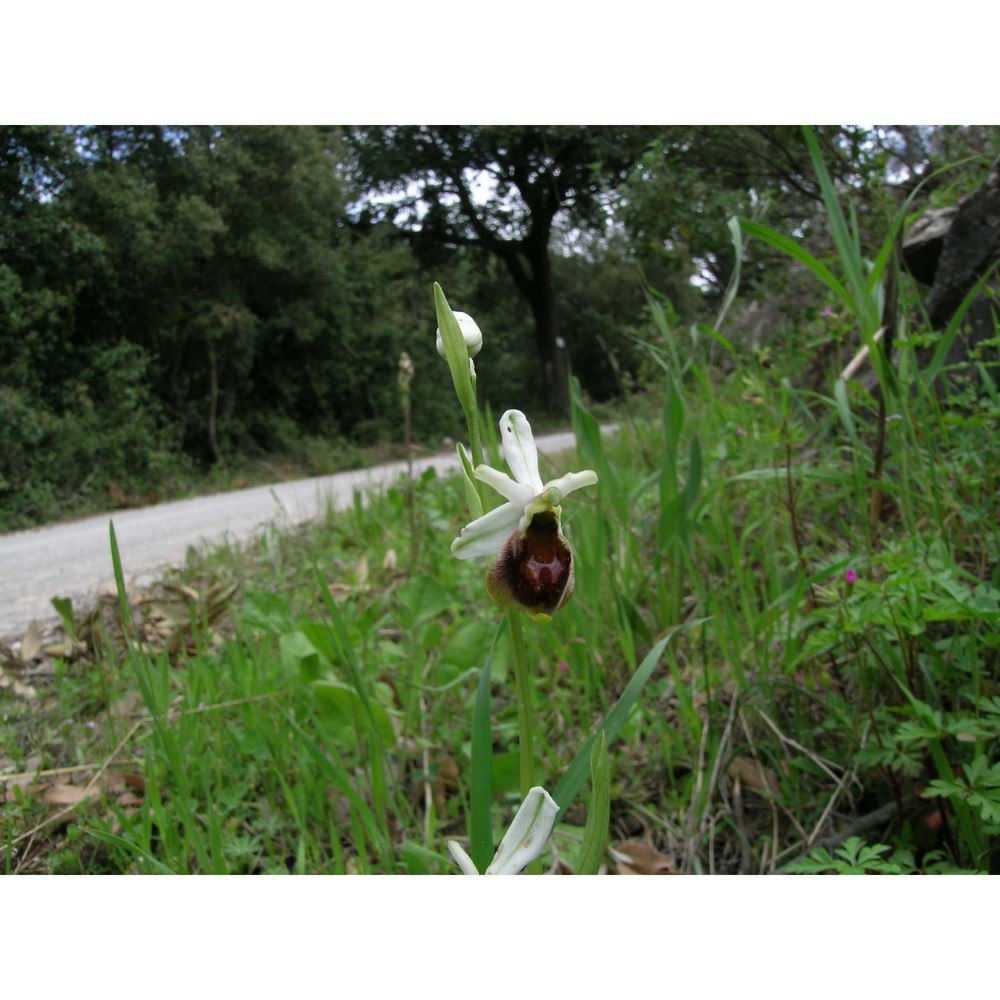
[523,242,570,415]
[494,231,571,415]
[207,345,222,465]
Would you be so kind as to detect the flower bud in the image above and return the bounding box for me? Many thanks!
[436,311,482,359]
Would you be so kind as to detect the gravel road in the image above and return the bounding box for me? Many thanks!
[0,427,605,638]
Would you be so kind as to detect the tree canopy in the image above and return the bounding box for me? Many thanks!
[2,124,995,529]
[345,126,660,411]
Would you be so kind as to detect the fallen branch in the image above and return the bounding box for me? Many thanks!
[838,325,886,382]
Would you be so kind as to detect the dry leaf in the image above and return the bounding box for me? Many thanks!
[12,679,38,700]
[21,620,43,661]
[205,581,238,621]
[609,841,677,875]
[41,638,87,660]
[44,783,101,806]
[112,693,145,720]
[100,771,127,794]
[433,754,460,813]
[123,772,146,793]
[5,784,46,803]
[727,755,781,797]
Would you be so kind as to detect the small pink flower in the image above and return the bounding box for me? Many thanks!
[844,569,857,585]
[821,306,835,318]
[557,661,569,672]
[735,427,746,438]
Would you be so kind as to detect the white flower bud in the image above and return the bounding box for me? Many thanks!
[436,311,483,359]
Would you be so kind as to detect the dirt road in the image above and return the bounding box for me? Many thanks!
[0,428,604,638]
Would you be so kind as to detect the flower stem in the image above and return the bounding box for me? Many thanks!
[507,609,541,873]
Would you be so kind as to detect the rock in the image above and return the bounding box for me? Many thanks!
[903,158,1000,372]
[924,159,1000,329]
[902,206,957,285]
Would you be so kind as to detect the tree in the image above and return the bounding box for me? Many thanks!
[66,125,372,461]
[345,126,658,413]
[617,126,894,297]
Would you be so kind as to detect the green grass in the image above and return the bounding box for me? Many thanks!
[4,317,996,873]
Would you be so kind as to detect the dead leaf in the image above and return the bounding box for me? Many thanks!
[41,638,88,660]
[0,755,44,796]
[100,771,127,794]
[22,754,44,776]
[111,693,144,720]
[123,772,146,793]
[205,581,238,622]
[44,783,100,806]
[21,620,43,661]
[5,784,47,803]
[609,841,677,875]
[433,754,460,813]
[727,755,782,797]
[11,678,38,700]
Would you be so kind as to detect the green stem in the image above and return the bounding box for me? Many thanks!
[462,394,490,512]
[508,609,541,873]
[464,396,484,472]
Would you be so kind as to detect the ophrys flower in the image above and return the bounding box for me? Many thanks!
[451,409,597,622]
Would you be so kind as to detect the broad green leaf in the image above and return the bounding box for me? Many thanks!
[240,590,293,632]
[312,677,395,746]
[279,630,326,682]
[396,575,450,624]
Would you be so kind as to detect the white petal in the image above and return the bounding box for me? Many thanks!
[474,464,536,508]
[485,786,559,875]
[436,311,482,359]
[451,501,520,560]
[447,840,481,876]
[498,410,543,492]
[543,469,598,504]
[454,312,483,357]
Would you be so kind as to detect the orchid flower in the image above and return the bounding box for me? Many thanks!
[448,786,559,875]
[451,409,597,622]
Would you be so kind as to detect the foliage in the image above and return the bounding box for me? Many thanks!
[0,126,439,527]
[346,126,660,412]
[4,287,998,871]
[783,836,981,875]
[1,124,698,527]
[5,125,992,529]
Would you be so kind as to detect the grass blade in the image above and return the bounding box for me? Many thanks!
[576,731,611,875]
[469,617,507,873]
[552,620,706,818]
